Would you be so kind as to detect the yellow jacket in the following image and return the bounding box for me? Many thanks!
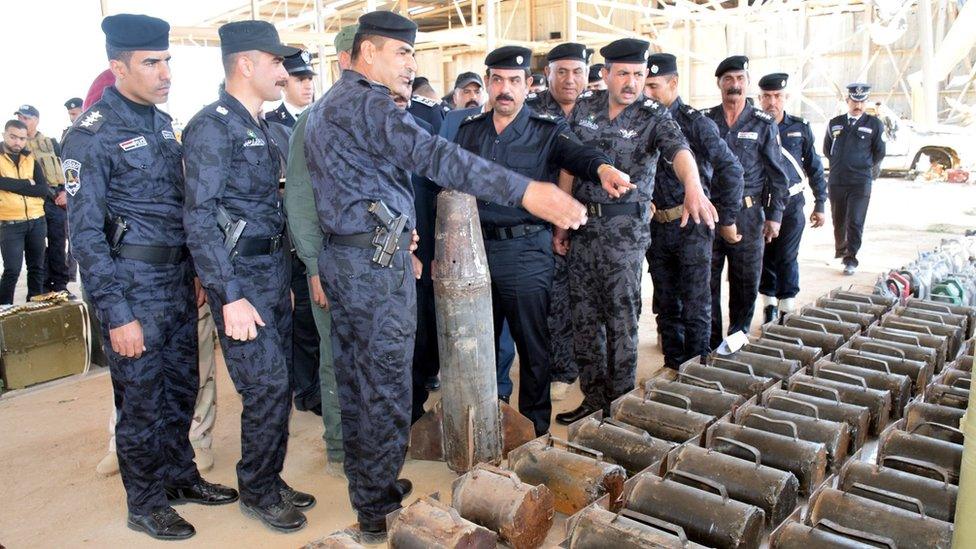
[0,150,45,221]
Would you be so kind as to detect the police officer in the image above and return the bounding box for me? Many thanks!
[555,38,716,425]
[757,73,827,320]
[265,50,316,128]
[824,83,886,275]
[407,76,450,134]
[62,14,237,540]
[702,55,790,348]
[643,52,744,369]
[64,97,83,132]
[530,72,547,93]
[587,63,607,91]
[526,42,591,400]
[303,11,587,542]
[456,45,627,435]
[183,20,314,532]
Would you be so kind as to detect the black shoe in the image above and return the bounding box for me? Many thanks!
[555,403,599,425]
[395,478,413,500]
[240,499,307,533]
[280,485,316,509]
[763,304,779,324]
[424,376,440,391]
[357,520,388,544]
[127,507,195,540]
[166,479,239,506]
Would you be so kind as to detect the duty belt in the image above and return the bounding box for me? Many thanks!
[116,244,188,264]
[652,204,684,224]
[235,234,285,257]
[585,202,643,218]
[482,223,547,241]
[742,195,762,209]
[328,230,412,250]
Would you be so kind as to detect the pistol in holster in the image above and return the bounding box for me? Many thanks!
[215,205,247,261]
[105,215,128,256]
[368,200,409,268]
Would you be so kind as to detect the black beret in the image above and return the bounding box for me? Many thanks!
[101,14,170,51]
[357,11,418,46]
[412,76,430,91]
[531,73,546,85]
[647,53,677,76]
[847,82,871,101]
[546,42,589,64]
[219,20,300,57]
[758,73,789,91]
[599,38,650,64]
[64,98,83,110]
[715,55,749,77]
[485,45,532,70]
[588,64,604,83]
[284,50,316,76]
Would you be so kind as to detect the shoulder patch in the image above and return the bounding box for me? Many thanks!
[753,108,773,123]
[216,105,229,116]
[526,92,538,101]
[640,98,663,113]
[530,112,558,123]
[62,159,81,196]
[699,107,712,115]
[460,112,488,125]
[578,90,594,99]
[411,95,438,107]
[75,109,106,134]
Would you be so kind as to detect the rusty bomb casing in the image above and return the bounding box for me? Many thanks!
[905,399,965,431]
[815,296,888,319]
[878,427,963,483]
[387,495,497,549]
[812,359,912,417]
[567,416,675,475]
[679,359,771,397]
[834,346,932,392]
[839,457,958,523]
[643,376,745,416]
[800,305,876,329]
[564,504,709,549]
[782,314,861,340]
[746,335,823,366]
[771,519,897,548]
[762,324,845,353]
[788,374,891,435]
[764,389,871,451]
[715,349,802,380]
[611,392,714,443]
[736,404,849,469]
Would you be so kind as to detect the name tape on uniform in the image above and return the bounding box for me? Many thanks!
[119,136,148,151]
[737,131,758,140]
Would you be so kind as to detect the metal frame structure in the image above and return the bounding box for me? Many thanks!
[99,0,975,124]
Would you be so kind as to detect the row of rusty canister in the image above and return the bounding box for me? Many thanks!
[765,288,973,549]
[325,286,973,549]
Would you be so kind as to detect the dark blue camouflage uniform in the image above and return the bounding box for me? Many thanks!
[183,90,293,509]
[760,112,826,301]
[648,97,744,367]
[304,69,530,525]
[526,89,577,385]
[703,103,790,347]
[567,90,689,409]
[456,105,610,435]
[62,86,200,515]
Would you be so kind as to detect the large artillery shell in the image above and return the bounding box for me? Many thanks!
[736,404,849,469]
[764,389,871,451]
[943,368,971,390]
[644,376,745,417]
[878,428,962,483]
[762,324,845,353]
[881,314,963,358]
[783,314,861,340]
[388,495,497,549]
[800,305,875,329]
[788,374,891,435]
[807,486,953,549]
[568,416,674,475]
[680,360,771,397]
[565,504,709,549]
[771,519,898,548]
[670,443,799,525]
[746,336,822,366]
[508,437,626,515]
[611,393,714,443]
[812,360,911,417]
[828,289,897,308]
[451,464,553,549]
[839,458,958,522]
[864,326,947,370]
[834,347,931,392]
[951,354,973,372]
[709,422,827,495]
[625,472,765,549]
[904,297,974,337]
[716,349,801,380]
[905,399,965,430]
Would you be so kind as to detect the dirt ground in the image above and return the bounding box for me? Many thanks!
[0,179,971,548]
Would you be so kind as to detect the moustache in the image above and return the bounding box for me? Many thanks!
[495,94,514,102]
[621,87,635,95]
[464,100,480,108]
[726,88,743,96]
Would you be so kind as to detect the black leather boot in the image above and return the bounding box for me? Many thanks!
[555,403,599,425]
[240,499,307,532]
[127,507,195,540]
[166,479,239,506]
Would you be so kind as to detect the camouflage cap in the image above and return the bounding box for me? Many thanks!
[334,24,359,53]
